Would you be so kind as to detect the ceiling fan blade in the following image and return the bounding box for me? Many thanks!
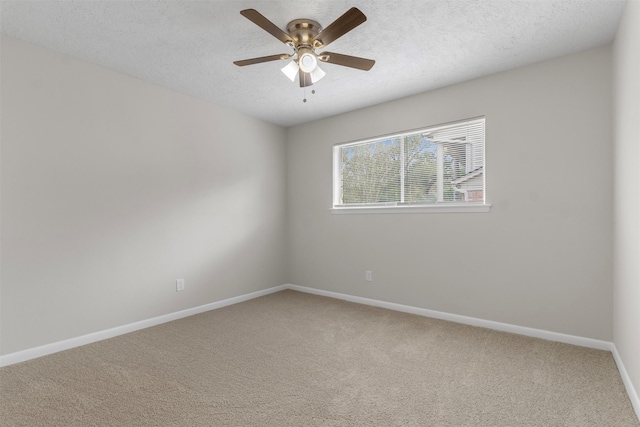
[318,52,375,71]
[234,54,291,67]
[313,7,366,48]
[299,71,313,87]
[240,9,294,45]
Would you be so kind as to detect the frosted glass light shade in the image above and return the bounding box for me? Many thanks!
[281,61,299,82]
[298,52,317,73]
[310,65,326,83]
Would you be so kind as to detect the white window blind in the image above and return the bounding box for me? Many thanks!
[333,117,485,210]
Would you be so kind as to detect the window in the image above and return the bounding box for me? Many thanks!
[332,117,487,213]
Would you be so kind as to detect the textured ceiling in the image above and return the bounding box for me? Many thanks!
[0,0,627,127]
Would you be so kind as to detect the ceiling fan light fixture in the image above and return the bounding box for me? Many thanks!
[281,60,299,81]
[298,49,317,73]
[310,64,326,83]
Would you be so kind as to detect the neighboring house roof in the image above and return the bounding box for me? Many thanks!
[452,166,484,185]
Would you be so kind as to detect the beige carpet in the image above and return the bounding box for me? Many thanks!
[1,290,638,426]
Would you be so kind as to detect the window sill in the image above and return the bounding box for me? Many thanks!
[330,203,491,214]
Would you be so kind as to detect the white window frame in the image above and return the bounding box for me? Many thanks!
[331,117,490,214]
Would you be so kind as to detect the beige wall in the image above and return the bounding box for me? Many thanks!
[0,36,288,355]
[613,0,640,408]
[287,46,613,341]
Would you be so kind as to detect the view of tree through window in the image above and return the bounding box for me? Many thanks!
[341,139,401,204]
[334,118,485,208]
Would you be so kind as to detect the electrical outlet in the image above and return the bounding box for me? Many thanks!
[176,279,185,292]
[365,270,373,282]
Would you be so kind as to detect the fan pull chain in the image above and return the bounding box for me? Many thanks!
[303,87,316,103]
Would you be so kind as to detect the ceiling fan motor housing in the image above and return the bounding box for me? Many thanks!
[286,19,322,48]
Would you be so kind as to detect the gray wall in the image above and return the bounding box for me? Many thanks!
[613,0,640,409]
[0,34,620,357]
[287,46,613,341]
[0,36,288,355]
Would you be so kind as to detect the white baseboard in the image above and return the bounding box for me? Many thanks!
[0,285,287,367]
[0,283,614,367]
[287,284,613,350]
[612,344,640,421]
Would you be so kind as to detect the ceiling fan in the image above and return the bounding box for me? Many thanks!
[233,7,375,87]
